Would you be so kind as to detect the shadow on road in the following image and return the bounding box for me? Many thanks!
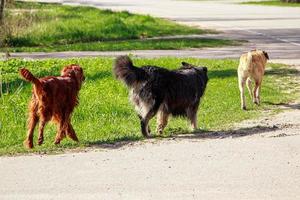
[86,125,279,150]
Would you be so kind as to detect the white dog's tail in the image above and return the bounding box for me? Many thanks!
[246,52,253,69]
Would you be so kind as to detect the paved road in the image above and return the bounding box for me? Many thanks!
[1,107,300,200]
[9,0,300,59]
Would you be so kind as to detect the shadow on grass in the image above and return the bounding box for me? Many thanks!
[264,101,300,110]
[208,69,236,79]
[266,67,299,76]
[86,125,279,150]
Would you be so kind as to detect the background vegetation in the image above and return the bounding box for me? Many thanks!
[0,1,237,52]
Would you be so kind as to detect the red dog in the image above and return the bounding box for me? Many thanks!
[20,64,85,149]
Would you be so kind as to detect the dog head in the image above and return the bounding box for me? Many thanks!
[61,64,85,88]
[181,62,194,69]
[181,62,208,84]
[263,51,269,60]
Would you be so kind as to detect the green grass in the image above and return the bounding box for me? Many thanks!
[0,1,234,52]
[241,0,300,7]
[0,57,297,155]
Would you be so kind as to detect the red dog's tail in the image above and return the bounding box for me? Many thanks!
[19,68,41,86]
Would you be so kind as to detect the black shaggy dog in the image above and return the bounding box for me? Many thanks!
[114,56,208,137]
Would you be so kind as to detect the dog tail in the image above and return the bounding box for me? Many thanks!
[246,52,253,69]
[19,68,41,86]
[113,55,147,87]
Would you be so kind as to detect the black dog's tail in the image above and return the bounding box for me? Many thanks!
[113,56,146,87]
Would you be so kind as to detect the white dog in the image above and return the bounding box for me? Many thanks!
[238,50,269,110]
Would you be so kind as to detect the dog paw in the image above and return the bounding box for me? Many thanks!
[253,98,260,105]
[24,140,33,149]
[156,128,163,135]
[54,139,61,145]
[38,138,44,146]
[147,126,151,134]
[254,100,260,105]
[67,134,79,142]
[242,106,247,110]
[142,132,151,138]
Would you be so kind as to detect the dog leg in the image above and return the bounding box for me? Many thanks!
[238,77,247,110]
[66,123,79,142]
[37,120,46,146]
[256,86,261,105]
[147,125,151,135]
[54,121,66,145]
[187,108,198,130]
[246,78,254,102]
[140,103,160,138]
[156,110,169,134]
[137,114,150,135]
[141,113,154,138]
[190,115,197,131]
[24,113,38,149]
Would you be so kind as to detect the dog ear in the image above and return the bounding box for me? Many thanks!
[181,62,189,66]
[263,51,269,60]
[202,67,208,73]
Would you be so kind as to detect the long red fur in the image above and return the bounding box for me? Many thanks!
[20,64,85,149]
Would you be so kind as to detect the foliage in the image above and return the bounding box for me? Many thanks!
[1,1,214,51]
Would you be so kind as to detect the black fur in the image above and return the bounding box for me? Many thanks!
[114,56,208,137]
[113,56,147,87]
[263,51,269,60]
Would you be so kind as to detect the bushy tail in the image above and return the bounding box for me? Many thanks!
[19,68,41,86]
[113,56,146,87]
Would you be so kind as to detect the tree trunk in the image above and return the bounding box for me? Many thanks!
[281,0,300,3]
[0,0,5,23]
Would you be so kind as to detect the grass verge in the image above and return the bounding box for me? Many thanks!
[241,1,300,7]
[0,1,235,52]
[4,38,238,53]
[0,58,297,155]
